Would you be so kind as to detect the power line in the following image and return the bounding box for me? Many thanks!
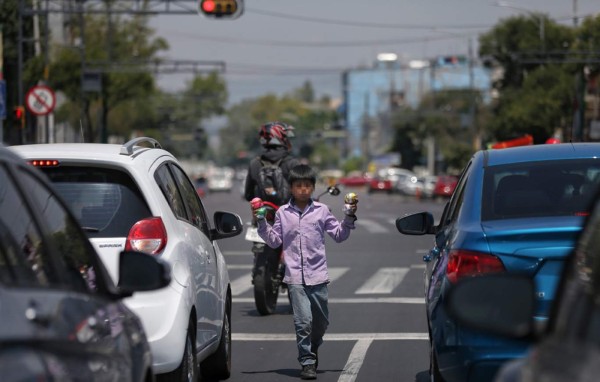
[246,7,491,30]
[161,30,481,47]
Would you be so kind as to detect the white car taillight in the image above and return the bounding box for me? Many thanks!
[125,217,167,255]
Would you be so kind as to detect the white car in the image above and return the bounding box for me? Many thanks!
[207,171,234,193]
[11,137,243,381]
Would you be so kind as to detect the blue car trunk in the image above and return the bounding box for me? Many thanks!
[481,216,585,316]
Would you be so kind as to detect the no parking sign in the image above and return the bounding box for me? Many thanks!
[26,85,56,116]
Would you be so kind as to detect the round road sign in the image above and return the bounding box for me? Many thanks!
[26,85,56,116]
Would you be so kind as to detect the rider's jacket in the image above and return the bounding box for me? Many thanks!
[256,198,356,286]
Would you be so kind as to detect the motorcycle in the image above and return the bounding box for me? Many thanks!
[244,185,341,315]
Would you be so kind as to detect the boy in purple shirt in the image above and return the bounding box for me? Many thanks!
[253,164,358,380]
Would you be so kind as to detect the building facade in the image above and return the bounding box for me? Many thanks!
[342,56,495,159]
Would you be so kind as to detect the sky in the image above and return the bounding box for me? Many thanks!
[149,0,600,106]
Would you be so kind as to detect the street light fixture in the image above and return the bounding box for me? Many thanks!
[492,1,545,52]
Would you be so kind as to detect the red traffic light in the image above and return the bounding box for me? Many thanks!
[14,106,24,119]
[199,0,243,19]
[201,0,215,12]
[13,106,26,129]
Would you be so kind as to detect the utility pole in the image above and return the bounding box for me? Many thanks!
[468,38,480,151]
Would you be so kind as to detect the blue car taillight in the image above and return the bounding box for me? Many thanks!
[446,249,505,283]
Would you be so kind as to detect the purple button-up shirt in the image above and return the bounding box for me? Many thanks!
[257,199,356,285]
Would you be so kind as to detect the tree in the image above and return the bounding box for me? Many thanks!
[49,9,168,142]
[388,89,483,173]
[479,15,574,90]
[478,15,580,143]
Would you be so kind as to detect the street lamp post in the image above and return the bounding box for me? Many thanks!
[493,1,545,52]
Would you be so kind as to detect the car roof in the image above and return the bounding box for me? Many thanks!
[483,143,600,167]
[8,138,176,169]
[0,144,28,163]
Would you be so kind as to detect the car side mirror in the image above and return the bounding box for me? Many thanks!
[211,211,243,240]
[396,212,435,235]
[445,274,536,339]
[118,250,171,297]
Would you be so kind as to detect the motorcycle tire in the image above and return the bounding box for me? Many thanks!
[253,248,281,315]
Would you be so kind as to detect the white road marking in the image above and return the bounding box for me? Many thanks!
[228,267,349,296]
[338,339,373,382]
[355,267,409,294]
[232,297,424,304]
[355,218,389,233]
[230,272,252,296]
[231,332,428,382]
[223,250,253,256]
[227,264,252,270]
[329,267,350,282]
[232,333,428,341]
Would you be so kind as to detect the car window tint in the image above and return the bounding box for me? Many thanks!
[482,159,600,220]
[40,167,152,238]
[19,170,99,293]
[155,164,187,220]
[447,164,470,223]
[0,165,58,287]
[170,164,209,232]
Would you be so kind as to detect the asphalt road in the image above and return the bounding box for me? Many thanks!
[203,183,447,382]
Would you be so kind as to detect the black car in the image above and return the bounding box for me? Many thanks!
[0,146,171,381]
[445,179,600,381]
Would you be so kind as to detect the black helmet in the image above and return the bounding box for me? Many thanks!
[259,121,295,150]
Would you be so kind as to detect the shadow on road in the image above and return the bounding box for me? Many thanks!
[241,368,344,379]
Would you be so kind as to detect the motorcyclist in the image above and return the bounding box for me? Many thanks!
[244,121,302,315]
[244,121,301,204]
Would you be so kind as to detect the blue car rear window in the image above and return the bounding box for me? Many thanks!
[482,159,600,220]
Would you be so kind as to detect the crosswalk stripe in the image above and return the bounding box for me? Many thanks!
[329,267,350,282]
[228,264,252,270]
[355,267,409,294]
[222,250,252,256]
[229,267,349,296]
[230,272,252,296]
[355,218,389,233]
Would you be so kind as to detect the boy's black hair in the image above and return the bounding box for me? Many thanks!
[288,164,317,186]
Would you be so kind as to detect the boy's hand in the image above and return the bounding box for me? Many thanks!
[255,207,267,220]
[250,198,266,220]
[343,203,358,216]
[343,193,358,216]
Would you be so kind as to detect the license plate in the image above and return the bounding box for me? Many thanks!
[245,226,265,243]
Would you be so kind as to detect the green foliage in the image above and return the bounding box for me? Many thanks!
[388,89,481,172]
[479,15,574,89]
[341,156,366,174]
[47,10,169,142]
[488,66,574,143]
[477,14,600,144]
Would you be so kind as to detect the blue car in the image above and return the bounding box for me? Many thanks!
[396,143,600,382]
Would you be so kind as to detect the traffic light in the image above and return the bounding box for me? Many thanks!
[13,106,25,129]
[199,0,244,19]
